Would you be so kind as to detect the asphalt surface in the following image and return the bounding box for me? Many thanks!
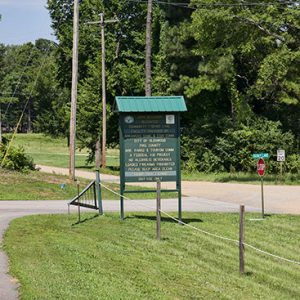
[38,164,300,214]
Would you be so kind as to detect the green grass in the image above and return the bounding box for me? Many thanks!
[0,169,176,200]
[181,171,300,184]
[10,133,300,184]
[12,133,119,173]
[0,169,86,200]
[4,212,300,299]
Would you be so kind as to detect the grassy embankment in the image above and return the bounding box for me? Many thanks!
[0,169,175,200]
[4,212,300,299]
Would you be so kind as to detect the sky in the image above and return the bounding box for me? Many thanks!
[0,0,55,45]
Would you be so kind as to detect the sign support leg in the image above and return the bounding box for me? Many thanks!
[120,184,125,220]
[77,182,81,223]
[261,177,264,218]
[96,170,103,215]
[177,181,182,224]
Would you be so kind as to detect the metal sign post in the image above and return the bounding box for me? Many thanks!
[277,149,285,178]
[257,158,265,218]
[95,170,103,215]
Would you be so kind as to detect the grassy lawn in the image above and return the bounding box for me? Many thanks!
[0,169,176,200]
[4,212,300,299]
[12,133,119,172]
[181,171,300,185]
[10,133,300,184]
[0,169,86,200]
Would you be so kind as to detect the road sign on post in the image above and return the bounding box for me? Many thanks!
[256,158,265,218]
[277,149,285,162]
[252,153,269,159]
[257,158,265,177]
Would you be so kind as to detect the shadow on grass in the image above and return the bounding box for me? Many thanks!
[72,213,100,226]
[128,215,203,224]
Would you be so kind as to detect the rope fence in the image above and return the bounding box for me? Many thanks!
[99,182,300,266]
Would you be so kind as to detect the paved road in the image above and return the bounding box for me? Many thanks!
[38,165,300,214]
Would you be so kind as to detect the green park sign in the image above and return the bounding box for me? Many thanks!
[121,113,179,182]
[116,96,187,220]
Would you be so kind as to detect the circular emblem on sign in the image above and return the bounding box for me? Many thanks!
[124,115,134,124]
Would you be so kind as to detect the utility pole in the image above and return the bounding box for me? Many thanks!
[69,0,79,180]
[100,12,107,168]
[145,0,153,96]
[0,103,2,143]
[86,14,118,169]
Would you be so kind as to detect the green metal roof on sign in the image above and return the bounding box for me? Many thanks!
[115,96,187,112]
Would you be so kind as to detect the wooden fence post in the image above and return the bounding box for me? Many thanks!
[156,180,161,240]
[239,205,245,275]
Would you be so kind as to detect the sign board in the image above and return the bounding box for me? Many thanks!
[116,95,187,221]
[120,113,179,182]
[252,153,269,159]
[277,149,285,162]
[257,158,265,177]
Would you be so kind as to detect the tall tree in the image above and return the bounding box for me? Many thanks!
[47,0,148,163]
[181,0,300,131]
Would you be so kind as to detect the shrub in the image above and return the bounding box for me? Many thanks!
[0,142,35,171]
[212,120,295,173]
[181,119,297,173]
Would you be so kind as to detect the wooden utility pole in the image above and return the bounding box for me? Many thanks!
[0,103,2,143]
[86,14,118,169]
[100,12,107,168]
[69,0,80,180]
[145,0,153,96]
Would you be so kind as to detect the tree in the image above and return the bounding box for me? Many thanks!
[0,41,66,136]
[47,0,148,163]
[182,0,300,130]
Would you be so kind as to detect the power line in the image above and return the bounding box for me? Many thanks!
[1,51,53,167]
[3,48,36,118]
[127,0,299,9]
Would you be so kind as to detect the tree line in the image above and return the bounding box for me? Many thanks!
[1,0,300,173]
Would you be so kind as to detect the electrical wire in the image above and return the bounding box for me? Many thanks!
[127,0,298,9]
[3,48,36,118]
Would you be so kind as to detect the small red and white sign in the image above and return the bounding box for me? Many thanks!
[257,158,265,177]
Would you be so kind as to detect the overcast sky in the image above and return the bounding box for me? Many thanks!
[0,0,55,45]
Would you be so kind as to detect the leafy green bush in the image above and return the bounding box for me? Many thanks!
[181,135,207,172]
[181,119,297,174]
[0,142,35,171]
